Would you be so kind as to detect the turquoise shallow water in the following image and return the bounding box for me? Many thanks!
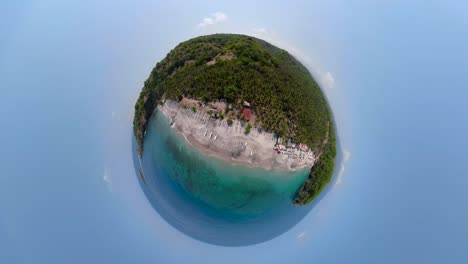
[136,111,322,245]
[146,111,309,216]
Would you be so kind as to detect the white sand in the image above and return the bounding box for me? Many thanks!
[159,100,316,171]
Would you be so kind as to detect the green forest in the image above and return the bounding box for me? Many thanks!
[133,34,336,205]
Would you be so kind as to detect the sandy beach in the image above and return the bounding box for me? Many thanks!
[158,100,315,171]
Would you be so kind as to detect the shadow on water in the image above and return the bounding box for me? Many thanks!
[131,119,343,247]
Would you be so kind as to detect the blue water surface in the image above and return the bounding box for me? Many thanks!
[135,111,338,246]
[1,1,468,263]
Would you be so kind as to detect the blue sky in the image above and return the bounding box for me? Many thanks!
[1,1,468,263]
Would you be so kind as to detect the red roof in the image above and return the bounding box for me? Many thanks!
[242,108,252,120]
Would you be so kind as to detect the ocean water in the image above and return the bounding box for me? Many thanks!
[136,110,330,245]
[4,1,468,263]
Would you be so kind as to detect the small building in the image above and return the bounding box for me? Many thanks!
[242,108,252,121]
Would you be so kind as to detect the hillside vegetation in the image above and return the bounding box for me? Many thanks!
[133,34,336,205]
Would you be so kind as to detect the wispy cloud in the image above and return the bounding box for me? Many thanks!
[103,167,112,191]
[197,12,227,28]
[252,27,268,34]
[336,149,351,185]
[343,149,351,162]
[297,231,306,241]
[320,71,335,90]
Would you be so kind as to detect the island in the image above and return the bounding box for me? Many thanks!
[133,34,336,205]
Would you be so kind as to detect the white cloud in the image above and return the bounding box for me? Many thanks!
[197,12,227,28]
[297,231,306,241]
[336,149,351,185]
[336,165,345,185]
[104,167,112,191]
[343,149,351,162]
[252,27,268,34]
[321,71,335,90]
